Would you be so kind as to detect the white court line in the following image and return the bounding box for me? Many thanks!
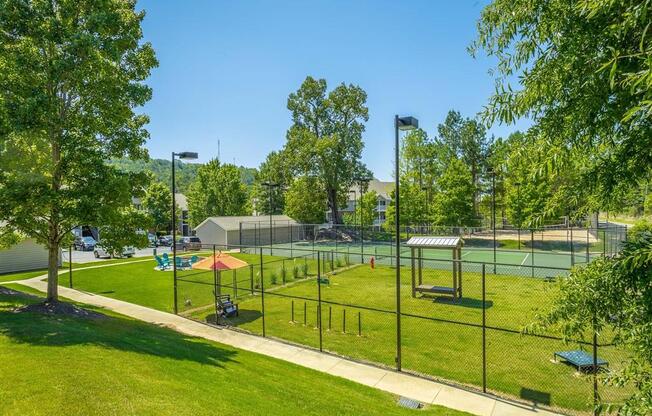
[461,251,472,258]
[520,253,531,266]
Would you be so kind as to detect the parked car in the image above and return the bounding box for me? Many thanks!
[175,236,202,251]
[94,245,136,259]
[74,236,97,251]
[157,235,173,247]
[147,233,157,247]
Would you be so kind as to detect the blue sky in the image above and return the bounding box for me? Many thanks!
[138,0,528,181]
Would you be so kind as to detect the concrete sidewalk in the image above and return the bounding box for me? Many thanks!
[12,271,559,416]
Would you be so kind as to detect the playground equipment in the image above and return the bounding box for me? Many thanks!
[407,236,464,300]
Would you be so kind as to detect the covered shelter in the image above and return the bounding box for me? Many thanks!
[406,236,464,300]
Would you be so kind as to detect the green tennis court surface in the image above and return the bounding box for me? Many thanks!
[258,241,602,271]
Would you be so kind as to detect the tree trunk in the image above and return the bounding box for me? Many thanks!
[328,187,340,224]
[46,241,59,302]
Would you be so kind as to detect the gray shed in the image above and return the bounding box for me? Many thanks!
[406,236,464,300]
[194,215,299,248]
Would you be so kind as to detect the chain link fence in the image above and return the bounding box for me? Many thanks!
[173,240,629,415]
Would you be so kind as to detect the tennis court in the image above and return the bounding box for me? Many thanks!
[259,240,600,271]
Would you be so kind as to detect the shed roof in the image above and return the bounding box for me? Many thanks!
[405,236,463,249]
[196,215,298,232]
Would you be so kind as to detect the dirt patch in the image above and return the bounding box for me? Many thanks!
[14,300,107,319]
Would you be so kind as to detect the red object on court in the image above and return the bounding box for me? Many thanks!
[370,256,375,269]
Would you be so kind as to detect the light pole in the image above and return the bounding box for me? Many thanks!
[349,189,357,235]
[172,151,198,314]
[394,114,418,371]
[262,181,279,255]
[421,185,430,234]
[490,168,497,272]
[354,177,372,264]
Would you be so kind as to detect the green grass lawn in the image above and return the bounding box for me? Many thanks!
[0,268,50,283]
[0,288,469,416]
[63,253,632,413]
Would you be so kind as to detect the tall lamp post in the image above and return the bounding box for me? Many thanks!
[172,151,198,314]
[394,115,418,371]
[262,181,280,255]
[489,168,497,272]
[515,181,522,250]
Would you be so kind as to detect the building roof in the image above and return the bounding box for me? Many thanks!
[196,215,298,232]
[349,179,394,200]
[405,236,463,249]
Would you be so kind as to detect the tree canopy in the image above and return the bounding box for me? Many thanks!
[283,76,371,224]
[284,176,326,224]
[0,0,157,301]
[186,159,250,226]
[142,181,173,234]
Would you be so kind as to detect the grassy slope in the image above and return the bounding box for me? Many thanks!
[0,289,467,416]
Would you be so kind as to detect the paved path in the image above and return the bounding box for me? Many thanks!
[8,266,560,416]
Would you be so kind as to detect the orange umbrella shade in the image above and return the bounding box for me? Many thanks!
[192,253,249,271]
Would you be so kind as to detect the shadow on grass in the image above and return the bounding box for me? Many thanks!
[203,308,263,326]
[430,296,494,309]
[0,292,238,368]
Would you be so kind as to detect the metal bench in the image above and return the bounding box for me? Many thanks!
[553,350,608,371]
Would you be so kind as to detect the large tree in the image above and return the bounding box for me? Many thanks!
[284,76,370,224]
[142,181,173,234]
[251,150,291,215]
[284,176,326,224]
[0,0,157,302]
[472,0,652,210]
[431,158,477,227]
[186,159,250,226]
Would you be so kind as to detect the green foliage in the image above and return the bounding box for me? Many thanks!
[270,271,278,285]
[284,176,327,224]
[644,194,652,217]
[186,159,250,227]
[97,207,151,257]
[279,265,287,282]
[532,228,652,414]
[343,190,378,227]
[472,0,652,212]
[0,0,157,300]
[301,262,309,277]
[628,219,652,240]
[0,229,21,250]
[142,181,173,233]
[292,265,300,280]
[283,76,371,224]
[251,151,290,215]
[431,159,477,226]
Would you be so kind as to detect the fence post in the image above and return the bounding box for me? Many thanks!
[586,228,590,263]
[602,230,606,257]
[342,309,346,333]
[317,253,323,352]
[358,311,361,336]
[291,300,294,322]
[482,263,487,393]
[68,246,73,288]
[328,306,332,331]
[260,247,266,337]
[530,230,535,278]
[303,302,307,326]
[233,269,237,299]
[330,250,334,271]
[282,259,286,284]
[593,316,598,415]
[249,264,254,294]
[570,227,575,266]
[214,258,219,326]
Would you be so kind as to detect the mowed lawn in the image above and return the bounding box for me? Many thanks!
[63,254,632,413]
[0,289,469,416]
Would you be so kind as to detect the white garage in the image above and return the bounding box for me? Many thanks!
[0,238,59,275]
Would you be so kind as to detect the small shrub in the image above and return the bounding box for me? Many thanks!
[301,263,309,277]
[270,271,278,285]
[292,265,300,279]
[335,258,343,268]
[254,275,261,289]
[280,266,287,281]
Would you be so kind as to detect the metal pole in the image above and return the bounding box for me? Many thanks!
[570,227,575,266]
[317,252,323,351]
[68,245,73,288]
[172,152,178,314]
[492,172,496,274]
[482,263,486,393]
[593,316,598,415]
[531,230,535,278]
[260,247,266,337]
[394,114,402,371]
[269,187,273,256]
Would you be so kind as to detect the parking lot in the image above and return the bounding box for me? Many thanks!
[62,246,172,264]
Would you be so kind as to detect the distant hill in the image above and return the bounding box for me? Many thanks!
[109,158,257,193]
